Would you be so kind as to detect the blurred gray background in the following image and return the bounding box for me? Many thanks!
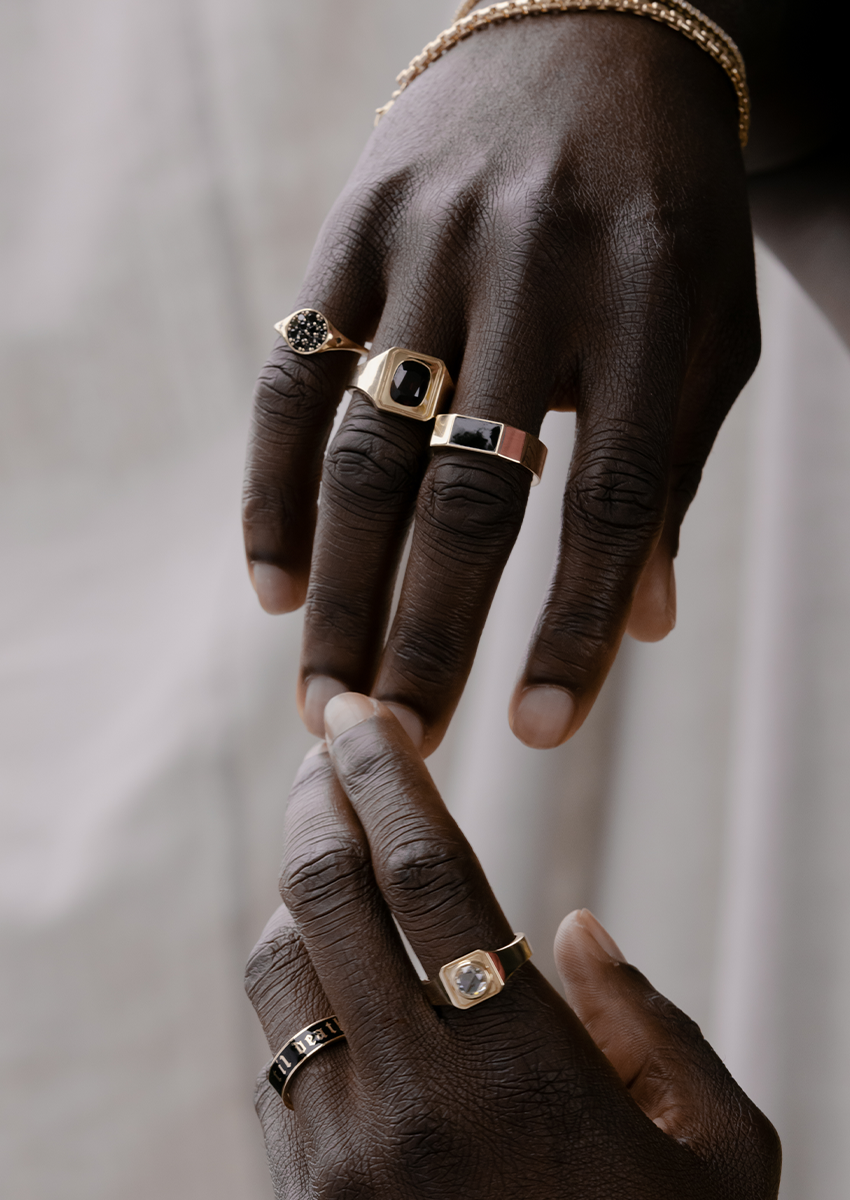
[2,2,850,1197]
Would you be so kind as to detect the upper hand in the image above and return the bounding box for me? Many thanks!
[246,694,780,1199]
[243,13,759,751]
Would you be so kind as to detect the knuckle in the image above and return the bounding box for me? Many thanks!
[567,426,666,548]
[241,475,309,539]
[323,416,425,511]
[244,923,304,1007]
[253,353,330,436]
[532,604,616,684]
[304,585,371,650]
[334,168,409,246]
[384,620,469,693]
[280,835,372,919]
[381,834,476,914]
[421,457,525,554]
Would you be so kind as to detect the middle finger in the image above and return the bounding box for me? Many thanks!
[297,289,464,739]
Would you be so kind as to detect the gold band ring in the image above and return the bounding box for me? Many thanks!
[431,414,547,485]
[268,1016,346,1109]
[275,308,367,357]
[422,933,533,1009]
[352,347,455,422]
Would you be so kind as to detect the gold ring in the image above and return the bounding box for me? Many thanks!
[422,933,533,1009]
[431,414,547,485]
[268,1015,346,1109]
[275,308,367,357]
[352,347,454,422]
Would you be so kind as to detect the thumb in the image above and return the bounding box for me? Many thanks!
[555,909,780,1189]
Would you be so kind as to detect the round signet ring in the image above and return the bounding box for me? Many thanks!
[352,347,455,422]
[275,308,367,357]
[431,413,547,485]
[268,1016,346,1109]
[422,933,533,1010]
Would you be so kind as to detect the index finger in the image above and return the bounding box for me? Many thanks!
[242,203,382,612]
[322,693,521,986]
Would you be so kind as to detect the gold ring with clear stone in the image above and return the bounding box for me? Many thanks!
[274,308,367,357]
[422,933,532,1009]
[352,347,455,422]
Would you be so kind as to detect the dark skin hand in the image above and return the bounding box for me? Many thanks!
[243,2,840,753]
[246,694,781,1198]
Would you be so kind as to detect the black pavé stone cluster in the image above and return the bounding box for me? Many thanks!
[284,309,329,353]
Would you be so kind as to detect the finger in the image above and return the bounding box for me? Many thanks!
[245,903,329,1054]
[243,206,383,614]
[278,740,436,1082]
[323,693,521,986]
[367,295,568,753]
[510,308,686,748]
[296,279,466,739]
[296,392,434,738]
[555,909,781,1189]
[626,539,676,643]
[253,1070,310,1199]
[244,900,350,1118]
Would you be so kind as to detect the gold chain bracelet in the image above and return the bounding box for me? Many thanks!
[376,0,749,147]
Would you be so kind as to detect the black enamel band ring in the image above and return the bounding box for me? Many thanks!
[431,414,547,485]
[275,308,367,357]
[268,1016,346,1109]
[422,933,533,1009]
[352,347,455,422]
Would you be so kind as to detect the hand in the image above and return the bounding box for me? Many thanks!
[245,694,780,1199]
[242,11,762,753]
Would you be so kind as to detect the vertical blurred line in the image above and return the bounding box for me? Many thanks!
[713,249,798,1122]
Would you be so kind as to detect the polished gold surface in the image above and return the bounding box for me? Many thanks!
[274,308,367,358]
[423,933,533,1009]
[352,347,454,422]
[431,413,547,485]
[377,0,749,149]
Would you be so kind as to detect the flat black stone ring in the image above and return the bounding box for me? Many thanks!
[268,1015,346,1109]
[431,413,547,486]
[274,308,367,357]
[352,347,455,422]
[421,933,533,1010]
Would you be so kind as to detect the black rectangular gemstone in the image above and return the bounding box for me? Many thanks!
[448,416,501,453]
[390,359,431,407]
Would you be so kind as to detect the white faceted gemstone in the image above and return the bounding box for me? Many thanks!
[454,962,489,997]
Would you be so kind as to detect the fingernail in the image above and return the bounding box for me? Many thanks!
[382,702,425,750]
[578,909,625,963]
[324,692,378,742]
[302,675,348,737]
[250,562,305,614]
[510,685,576,749]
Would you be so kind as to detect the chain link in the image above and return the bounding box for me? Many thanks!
[377,0,749,147]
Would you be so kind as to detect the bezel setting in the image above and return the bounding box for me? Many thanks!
[438,949,504,1009]
[353,347,454,422]
[279,308,332,354]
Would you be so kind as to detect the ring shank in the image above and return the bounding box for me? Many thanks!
[268,1016,346,1109]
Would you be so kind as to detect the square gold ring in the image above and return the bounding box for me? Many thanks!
[352,347,454,422]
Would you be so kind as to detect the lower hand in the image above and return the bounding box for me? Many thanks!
[246,695,780,1198]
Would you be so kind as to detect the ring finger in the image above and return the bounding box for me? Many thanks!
[245,901,352,1120]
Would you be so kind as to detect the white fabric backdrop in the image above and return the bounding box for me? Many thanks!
[1,2,848,1197]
